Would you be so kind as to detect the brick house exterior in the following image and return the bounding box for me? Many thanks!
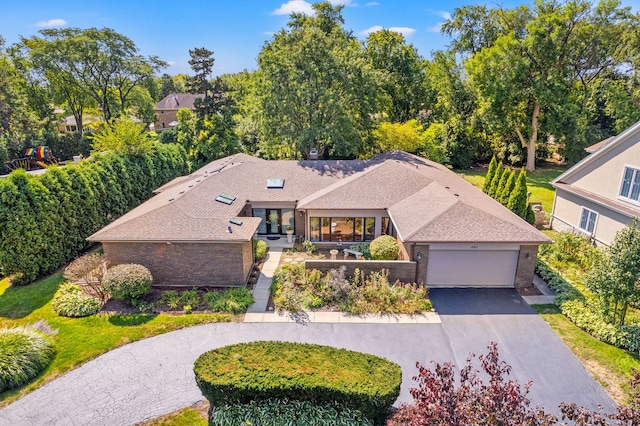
[89,152,550,288]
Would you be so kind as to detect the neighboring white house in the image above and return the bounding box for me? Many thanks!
[550,121,640,246]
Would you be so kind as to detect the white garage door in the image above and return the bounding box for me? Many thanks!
[426,250,518,287]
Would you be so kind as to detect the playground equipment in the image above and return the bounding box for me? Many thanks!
[4,146,58,171]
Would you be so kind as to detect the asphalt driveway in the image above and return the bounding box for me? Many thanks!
[0,289,615,425]
[429,288,615,415]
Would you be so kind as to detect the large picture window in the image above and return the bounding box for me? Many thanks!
[309,217,377,242]
[620,166,640,202]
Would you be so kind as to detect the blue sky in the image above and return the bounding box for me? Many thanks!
[2,0,640,76]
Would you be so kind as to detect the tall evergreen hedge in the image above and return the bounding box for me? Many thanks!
[0,143,188,284]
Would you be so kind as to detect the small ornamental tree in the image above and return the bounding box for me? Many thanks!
[64,253,109,302]
[388,342,556,425]
[507,168,529,219]
[369,235,399,260]
[487,161,505,198]
[586,220,640,326]
[483,156,498,194]
[498,169,516,206]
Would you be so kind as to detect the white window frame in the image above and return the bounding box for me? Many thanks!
[578,207,598,234]
[618,165,640,204]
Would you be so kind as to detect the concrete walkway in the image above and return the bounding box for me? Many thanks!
[521,274,558,305]
[246,248,282,314]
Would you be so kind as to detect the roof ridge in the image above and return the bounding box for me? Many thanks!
[400,183,461,241]
[552,119,640,185]
[297,160,390,207]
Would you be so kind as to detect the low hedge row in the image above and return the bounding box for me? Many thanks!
[536,259,640,352]
[210,398,374,426]
[194,341,401,422]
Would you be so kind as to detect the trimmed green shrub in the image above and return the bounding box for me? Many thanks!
[507,169,528,219]
[103,264,153,304]
[210,398,374,426]
[194,341,401,422]
[0,327,56,392]
[487,161,504,197]
[204,288,254,314]
[253,239,268,262]
[482,156,498,194]
[51,284,102,317]
[369,235,399,260]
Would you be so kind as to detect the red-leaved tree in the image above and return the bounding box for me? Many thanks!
[388,342,556,425]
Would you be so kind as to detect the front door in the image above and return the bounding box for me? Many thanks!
[267,209,281,234]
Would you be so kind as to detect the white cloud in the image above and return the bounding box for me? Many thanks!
[272,0,314,15]
[366,1,379,5]
[433,10,451,20]
[35,18,67,28]
[359,25,383,35]
[166,61,176,66]
[427,10,451,33]
[330,0,357,6]
[360,25,416,37]
[389,26,416,36]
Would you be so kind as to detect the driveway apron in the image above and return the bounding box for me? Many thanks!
[0,289,616,425]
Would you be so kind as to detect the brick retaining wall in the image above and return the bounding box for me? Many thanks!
[304,259,417,283]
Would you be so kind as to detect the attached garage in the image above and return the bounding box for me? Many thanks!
[426,244,520,288]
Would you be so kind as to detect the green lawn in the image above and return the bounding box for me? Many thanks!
[459,163,565,214]
[140,405,208,426]
[533,304,640,405]
[0,273,233,407]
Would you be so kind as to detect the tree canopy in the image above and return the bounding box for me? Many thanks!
[256,1,378,159]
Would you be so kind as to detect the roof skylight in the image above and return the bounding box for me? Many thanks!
[215,193,236,205]
[267,178,284,189]
[229,218,243,226]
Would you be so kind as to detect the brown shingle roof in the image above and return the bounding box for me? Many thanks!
[155,94,204,110]
[89,151,550,245]
[585,136,615,153]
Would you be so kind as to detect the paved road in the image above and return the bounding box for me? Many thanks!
[0,289,615,425]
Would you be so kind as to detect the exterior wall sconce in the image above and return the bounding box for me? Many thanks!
[525,252,531,260]
[299,210,304,217]
[417,252,422,261]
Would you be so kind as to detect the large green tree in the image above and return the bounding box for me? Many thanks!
[364,29,428,123]
[18,28,165,128]
[0,36,39,165]
[449,0,634,170]
[257,1,378,159]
